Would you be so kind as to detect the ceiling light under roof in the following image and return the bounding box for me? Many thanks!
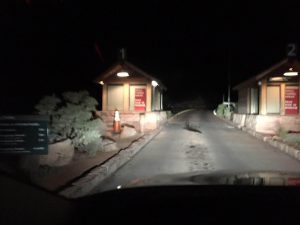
[284,68,298,76]
[269,77,287,82]
[117,71,129,77]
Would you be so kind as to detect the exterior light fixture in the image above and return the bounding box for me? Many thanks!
[284,68,298,76]
[151,80,158,87]
[269,77,287,82]
[99,81,104,85]
[117,71,129,77]
[258,81,262,86]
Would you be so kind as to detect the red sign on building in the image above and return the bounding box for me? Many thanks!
[134,88,146,111]
[285,86,299,114]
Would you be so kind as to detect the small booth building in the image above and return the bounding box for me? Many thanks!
[94,60,167,133]
[233,58,300,134]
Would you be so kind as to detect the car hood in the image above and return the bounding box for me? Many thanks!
[124,171,300,188]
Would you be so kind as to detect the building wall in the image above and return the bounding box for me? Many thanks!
[153,87,161,111]
[259,78,299,115]
[250,88,259,114]
[259,79,267,115]
[237,88,248,114]
[233,113,300,135]
[96,111,168,133]
[237,86,259,115]
[101,77,154,112]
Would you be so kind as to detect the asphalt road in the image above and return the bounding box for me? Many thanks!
[91,110,300,193]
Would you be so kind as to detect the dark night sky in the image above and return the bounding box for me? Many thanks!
[1,0,300,112]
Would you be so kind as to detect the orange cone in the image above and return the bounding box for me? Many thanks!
[113,109,121,133]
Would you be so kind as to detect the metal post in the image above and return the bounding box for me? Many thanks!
[152,86,156,111]
[160,91,163,110]
[227,48,231,107]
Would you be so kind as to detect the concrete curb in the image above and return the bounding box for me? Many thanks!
[59,127,163,198]
[214,115,300,162]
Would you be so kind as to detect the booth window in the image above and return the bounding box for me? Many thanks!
[266,86,280,114]
[107,84,124,110]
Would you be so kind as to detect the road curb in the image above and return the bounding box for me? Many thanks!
[214,115,300,162]
[59,127,163,198]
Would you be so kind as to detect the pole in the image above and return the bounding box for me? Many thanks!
[152,86,156,111]
[227,48,231,107]
[160,91,163,110]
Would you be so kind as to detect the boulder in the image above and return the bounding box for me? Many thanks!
[39,139,74,167]
[120,125,137,139]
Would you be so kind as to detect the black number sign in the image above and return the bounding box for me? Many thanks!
[287,43,297,57]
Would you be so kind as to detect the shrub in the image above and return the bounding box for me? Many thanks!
[216,104,225,117]
[216,104,233,120]
[224,106,232,120]
[278,127,288,139]
[35,91,106,155]
[34,94,61,116]
[166,111,173,119]
[284,134,300,144]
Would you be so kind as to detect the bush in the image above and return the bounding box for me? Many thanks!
[216,104,225,117]
[216,104,233,120]
[284,134,300,144]
[278,127,288,139]
[278,127,300,145]
[166,111,173,119]
[35,91,106,155]
[224,106,233,120]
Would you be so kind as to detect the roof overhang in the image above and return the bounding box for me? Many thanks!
[94,61,167,90]
[233,58,300,90]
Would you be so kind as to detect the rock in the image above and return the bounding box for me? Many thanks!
[272,135,282,141]
[120,125,137,139]
[102,138,118,152]
[39,139,74,167]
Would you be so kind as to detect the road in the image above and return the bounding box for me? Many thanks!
[91,110,300,193]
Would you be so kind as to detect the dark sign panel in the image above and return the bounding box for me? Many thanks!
[0,115,49,154]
